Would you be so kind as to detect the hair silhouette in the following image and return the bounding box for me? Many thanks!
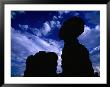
[59,16,94,77]
[24,51,58,77]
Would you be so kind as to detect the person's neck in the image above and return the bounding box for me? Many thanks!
[65,38,79,44]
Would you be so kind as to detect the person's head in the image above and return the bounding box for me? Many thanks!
[47,52,58,68]
[59,16,85,42]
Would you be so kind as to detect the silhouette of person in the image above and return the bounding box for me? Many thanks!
[24,51,58,77]
[59,16,94,77]
[45,52,58,76]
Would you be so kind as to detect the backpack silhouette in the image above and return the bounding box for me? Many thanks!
[24,51,58,77]
[59,16,94,77]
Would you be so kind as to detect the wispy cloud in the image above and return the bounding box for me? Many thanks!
[50,20,61,29]
[41,22,51,36]
[11,27,63,76]
[90,46,100,73]
[19,24,29,31]
[78,25,100,50]
[58,11,79,19]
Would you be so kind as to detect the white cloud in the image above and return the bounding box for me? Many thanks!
[49,14,61,29]
[41,22,51,36]
[58,11,70,16]
[58,11,70,18]
[19,24,29,31]
[12,30,41,53]
[12,28,62,58]
[90,46,100,70]
[78,25,100,50]
[30,28,42,37]
[90,46,100,54]
[90,46,100,64]
[50,20,61,29]
[93,65,100,74]
[53,16,58,20]
[50,21,55,28]
[56,21,61,28]
[58,11,80,19]
[58,11,64,18]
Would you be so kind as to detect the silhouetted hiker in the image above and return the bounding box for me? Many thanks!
[59,16,94,77]
[24,51,58,77]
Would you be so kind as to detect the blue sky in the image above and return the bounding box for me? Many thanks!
[11,11,100,76]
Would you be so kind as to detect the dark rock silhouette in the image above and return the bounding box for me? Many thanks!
[24,51,58,77]
[59,16,94,77]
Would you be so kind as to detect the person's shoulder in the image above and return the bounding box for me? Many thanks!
[26,55,34,62]
[80,44,89,52]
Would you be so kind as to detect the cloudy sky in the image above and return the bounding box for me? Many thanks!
[11,11,100,77]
